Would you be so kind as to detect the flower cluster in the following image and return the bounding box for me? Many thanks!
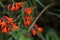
[0,16,18,33]
[23,16,32,26]
[7,2,43,36]
[23,7,43,36]
[23,8,32,26]
[32,24,43,36]
[8,2,24,11]
[24,8,32,15]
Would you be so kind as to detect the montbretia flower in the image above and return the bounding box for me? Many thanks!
[0,20,2,25]
[27,20,31,25]
[4,16,14,24]
[32,28,36,36]
[17,2,24,7]
[7,2,24,11]
[24,15,32,21]
[1,21,6,29]
[24,8,32,15]
[7,4,11,11]
[23,20,31,26]
[34,24,43,32]
[37,27,43,32]
[2,27,11,33]
[2,27,8,33]
[34,24,38,28]
[31,24,43,36]
[23,16,32,26]
[15,3,20,10]
[0,16,19,33]
[11,5,16,11]
[11,23,19,31]
[23,20,27,26]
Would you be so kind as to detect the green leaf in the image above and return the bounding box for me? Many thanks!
[45,28,60,40]
[49,29,60,40]
[9,29,26,40]
[18,35,30,40]
[36,0,44,7]
[39,33,45,40]
[45,33,49,40]
[47,11,60,18]
[8,37,13,40]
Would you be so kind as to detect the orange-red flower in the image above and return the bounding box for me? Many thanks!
[1,21,6,29]
[24,16,32,21]
[11,5,16,11]
[17,2,24,7]
[7,4,11,11]
[34,24,38,28]
[24,20,31,26]
[0,16,19,33]
[23,15,32,26]
[24,8,32,15]
[2,27,7,33]
[31,24,43,36]
[34,24,43,32]
[4,16,9,19]
[24,15,31,19]
[4,16,18,31]
[27,20,31,25]
[4,16,14,24]
[23,20,27,26]
[38,27,43,32]
[32,27,43,36]
[1,27,11,33]
[7,2,24,11]
[11,23,18,31]
[7,28,11,32]
[32,28,36,36]
[14,2,24,10]
[15,3,20,10]
[7,18,14,24]
[0,20,2,25]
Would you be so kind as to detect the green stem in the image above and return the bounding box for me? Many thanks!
[36,0,45,7]
[12,0,14,3]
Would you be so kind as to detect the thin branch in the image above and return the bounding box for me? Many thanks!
[14,15,22,22]
[27,3,56,32]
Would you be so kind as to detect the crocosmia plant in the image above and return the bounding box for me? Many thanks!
[0,0,60,40]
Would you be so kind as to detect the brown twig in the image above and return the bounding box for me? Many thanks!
[27,3,56,32]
